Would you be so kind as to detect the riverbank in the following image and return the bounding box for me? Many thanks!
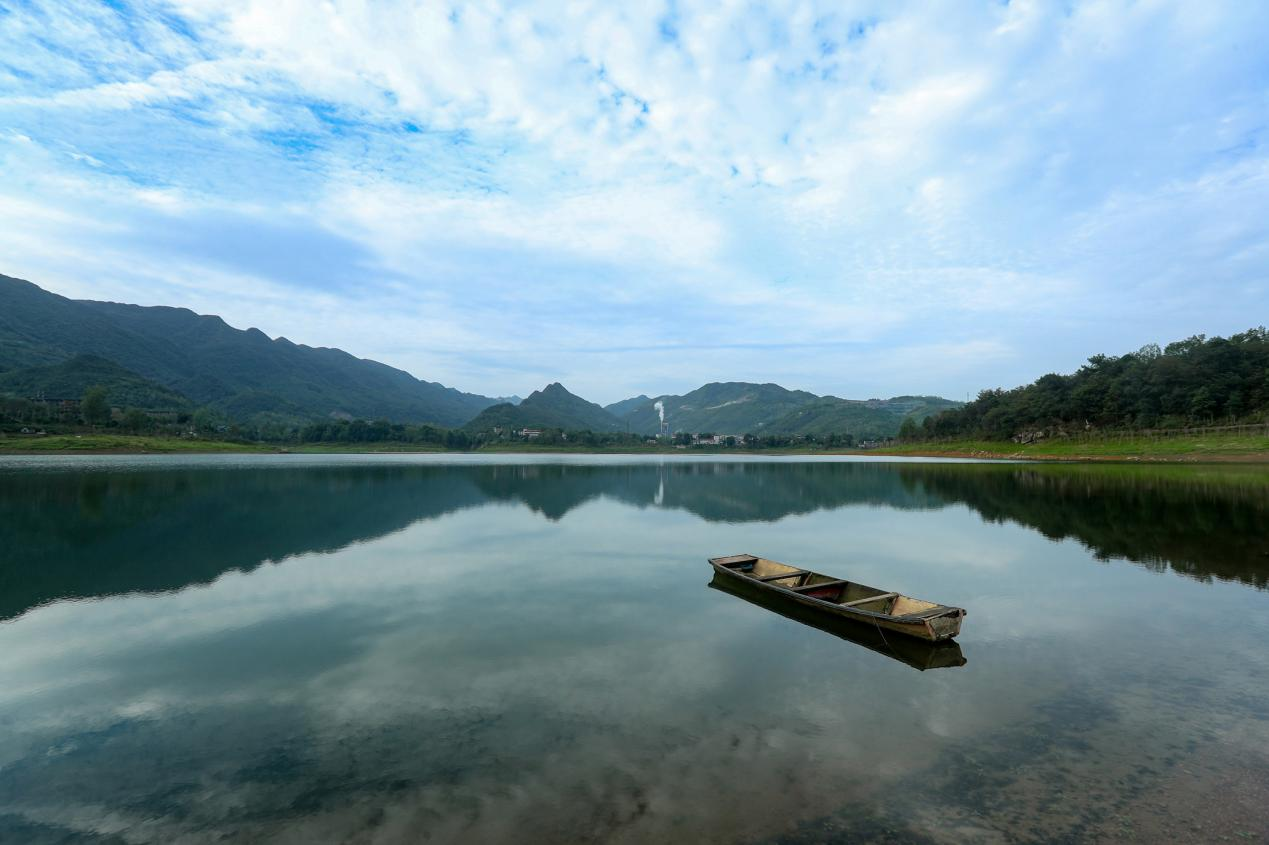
[2,432,1268,462]
[0,434,274,453]
[869,432,1269,462]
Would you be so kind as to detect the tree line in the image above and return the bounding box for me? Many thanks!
[909,327,1268,441]
[0,397,863,451]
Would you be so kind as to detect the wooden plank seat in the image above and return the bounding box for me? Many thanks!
[755,570,808,582]
[838,592,898,607]
[790,579,849,593]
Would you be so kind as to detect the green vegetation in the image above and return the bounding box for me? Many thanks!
[297,418,475,449]
[766,396,955,438]
[80,386,111,426]
[5,274,1264,460]
[8,428,1264,460]
[608,382,959,439]
[877,431,1269,461]
[0,433,271,452]
[613,382,819,434]
[0,354,192,411]
[463,383,625,434]
[602,393,651,418]
[0,273,499,427]
[2,275,961,444]
[918,328,1268,440]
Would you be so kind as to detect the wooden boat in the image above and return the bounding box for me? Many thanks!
[708,554,966,642]
[708,574,966,670]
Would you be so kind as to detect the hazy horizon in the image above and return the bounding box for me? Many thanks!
[3,2,1267,405]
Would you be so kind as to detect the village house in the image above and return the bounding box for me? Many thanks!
[691,434,737,446]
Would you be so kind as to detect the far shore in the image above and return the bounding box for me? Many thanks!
[2,432,1268,463]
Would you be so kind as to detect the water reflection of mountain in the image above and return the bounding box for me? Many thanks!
[2,461,1265,620]
[470,461,946,521]
[0,466,489,621]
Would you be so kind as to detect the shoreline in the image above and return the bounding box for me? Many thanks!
[2,434,1268,463]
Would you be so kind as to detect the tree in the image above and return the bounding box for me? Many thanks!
[920,327,1268,437]
[192,407,218,433]
[122,407,148,433]
[897,416,920,442]
[81,386,110,426]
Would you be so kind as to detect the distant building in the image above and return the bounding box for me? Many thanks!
[519,428,543,439]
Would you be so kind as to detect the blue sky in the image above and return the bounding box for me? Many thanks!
[2,1,1267,404]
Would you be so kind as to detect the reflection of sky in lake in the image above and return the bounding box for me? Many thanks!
[0,456,1267,842]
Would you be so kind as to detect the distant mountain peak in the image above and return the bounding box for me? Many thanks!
[465,381,623,433]
[538,381,571,396]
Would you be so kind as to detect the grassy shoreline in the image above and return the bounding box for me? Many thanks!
[1,432,1267,462]
[869,432,1269,462]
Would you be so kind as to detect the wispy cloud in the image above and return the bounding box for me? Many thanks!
[1,1,1267,402]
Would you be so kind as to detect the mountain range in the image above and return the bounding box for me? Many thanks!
[459,381,956,439]
[600,383,958,439]
[0,273,499,426]
[1,273,959,436]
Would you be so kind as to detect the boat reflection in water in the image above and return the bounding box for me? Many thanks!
[708,574,968,671]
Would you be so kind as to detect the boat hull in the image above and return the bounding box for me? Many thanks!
[709,556,966,642]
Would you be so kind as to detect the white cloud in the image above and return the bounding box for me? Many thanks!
[1,1,1267,401]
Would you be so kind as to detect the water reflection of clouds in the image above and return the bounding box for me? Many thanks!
[2,502,1011,840]
[3,461,1268,841]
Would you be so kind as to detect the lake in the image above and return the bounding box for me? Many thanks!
[1,454,1266,843]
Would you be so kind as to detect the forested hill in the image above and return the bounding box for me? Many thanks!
[610,383,959,439]
[0,273,500,426]
[602,394,650,418]
[463,383,623,432]
[615,383,817,434]
[1,273,961,438]
[919,328,1269,440]
[0,354,191,411]
[764,395,961,439]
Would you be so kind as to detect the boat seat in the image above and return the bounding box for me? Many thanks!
[790,579,848,593]
[754,570,808,582]
[838,592,898,607]
[714,555,759,567]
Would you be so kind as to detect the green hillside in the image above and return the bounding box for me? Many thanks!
[767,395,963,439]
[0,354,192,410]
[764,399,906,439]
[0,274,499,426]
[608,383,962,439]
[616,382,820,435]
[920,328,1269,439]
[465,383,623,433]
[603,394,650,418]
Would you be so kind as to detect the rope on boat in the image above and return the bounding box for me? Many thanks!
[870,609,894,653]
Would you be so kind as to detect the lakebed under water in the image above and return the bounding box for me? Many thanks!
[0,454,1266,843]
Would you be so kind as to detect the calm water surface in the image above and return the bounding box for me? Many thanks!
[1,455,1267,843]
